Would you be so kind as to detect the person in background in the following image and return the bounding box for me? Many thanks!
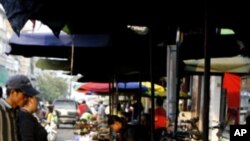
[108,115,125,141]
[108,115,149,141]
[39,104,47,120]
[80,110,93,122]
[140,113,151,137]
[97,100,106,121]
[131,100,144,121]
[78,100,89,116]
[0,74,39,141]
[46,104,58,125]
[154,97,168,141]
[17,95,48,141]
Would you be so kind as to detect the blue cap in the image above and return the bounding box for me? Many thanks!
[6,75,39,96]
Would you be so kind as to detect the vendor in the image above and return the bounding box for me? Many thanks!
[108,115,149,141]
[80,110,93,121]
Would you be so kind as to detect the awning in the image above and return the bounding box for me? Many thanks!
[1,0,249,38]
[9,32,110,47]
[8,30,111,58]
[184,55,250,73]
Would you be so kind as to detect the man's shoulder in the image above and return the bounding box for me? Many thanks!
[0,99,6,110]
[123,124,149,140]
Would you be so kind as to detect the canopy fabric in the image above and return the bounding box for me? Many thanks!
[2,1,250,67]
[141,82,166,97]
[1,0,249,37]
[7,21,166,81]
[116,82,148,91]
[117,82,166,97]
[77,81,166,97]
[77,82,110,93]
[184,55,250,73]
[223,73,240,124]
[9,32,110,47]
[77,82,148,93]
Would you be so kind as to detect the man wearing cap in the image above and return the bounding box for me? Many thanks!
[0,74,39,141]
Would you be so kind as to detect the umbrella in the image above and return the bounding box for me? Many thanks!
[76,82,166,97]
[77,82,110,93]
[77,82,147,94]
[116,82,148,91]
[117,82,166,97]
[141,82,166,97]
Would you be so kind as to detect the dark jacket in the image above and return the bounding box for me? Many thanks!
[17,109,48,141]
[121,123,150,141]
[0,98,19,141]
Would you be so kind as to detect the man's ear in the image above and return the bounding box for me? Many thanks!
[10,89,16,94]
[27,97,32,105]
[9,89,18,97]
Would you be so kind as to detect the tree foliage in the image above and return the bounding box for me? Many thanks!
[36,72,68,101]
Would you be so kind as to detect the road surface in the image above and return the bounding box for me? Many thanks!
[56,124,75,141]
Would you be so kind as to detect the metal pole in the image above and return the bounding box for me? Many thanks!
[149,31,155,141]
[175,28,181,134]
[138,77,142,123]
[202,2,211,140]
[109,76,112,115]
[167,44,177,134]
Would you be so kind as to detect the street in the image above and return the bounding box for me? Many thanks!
[56,124,75,141]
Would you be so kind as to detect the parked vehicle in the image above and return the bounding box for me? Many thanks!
[53,99,79,128]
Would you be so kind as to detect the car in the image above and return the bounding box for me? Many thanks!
[53,99,79,128]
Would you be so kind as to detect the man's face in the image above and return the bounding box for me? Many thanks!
[13,90,28,107]
[110,121,122,132]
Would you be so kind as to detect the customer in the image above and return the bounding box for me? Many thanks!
[154,97,168,141]
[108,115,149,141]
[78,100,89,116]
[0,74,39,141]
[97,100,106,121]
[17,96,48,141]
[131,100,144,121]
